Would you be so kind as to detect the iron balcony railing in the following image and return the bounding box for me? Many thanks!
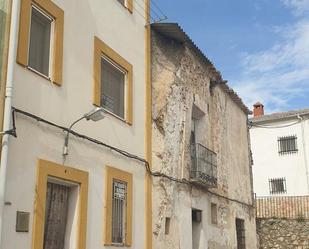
[190,143,217,187]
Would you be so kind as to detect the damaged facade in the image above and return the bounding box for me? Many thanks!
[151,23,257,249]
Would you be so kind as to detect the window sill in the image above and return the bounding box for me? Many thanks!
[279,150,298,155]
[99,107,132,126]
[27,66,51,80]
[104,243,126,247]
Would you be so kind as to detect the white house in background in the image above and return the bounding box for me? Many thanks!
[250,102,309,197]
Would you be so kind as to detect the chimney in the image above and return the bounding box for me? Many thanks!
[253,102,264,117]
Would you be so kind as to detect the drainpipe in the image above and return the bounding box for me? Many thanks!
[297,114,309,194]
[0,0,19,246]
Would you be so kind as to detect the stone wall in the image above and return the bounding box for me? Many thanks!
[151,28,257,249]
[257,218,309,249]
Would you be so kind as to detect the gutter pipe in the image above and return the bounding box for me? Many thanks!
[297,114,309,194]
[0,0,19,246]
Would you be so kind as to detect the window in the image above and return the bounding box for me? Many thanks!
[211,203,218,225]
[94,37,133,124]
[105,166,132,246]
[17,0,64,85]
[278,135,298,155]
[101,57,125,118]
[116,0,133,13]
[28,6,52,77]
[165,217,171,235]
[236,218,245,249]
[269,178,287,194]
[112,180,127,244]
[192,209,202,249]
[33,159,88,249]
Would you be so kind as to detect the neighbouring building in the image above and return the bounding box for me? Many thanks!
[0,0,152,249]
[250,104,309,249]
[250,103,309,196]
[151,23,257,249]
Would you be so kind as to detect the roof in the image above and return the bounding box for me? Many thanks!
[250,108,309,123]
[151,23,252,115]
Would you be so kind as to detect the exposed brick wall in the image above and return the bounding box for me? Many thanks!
[256,196,309,219]
[257,218,309,249]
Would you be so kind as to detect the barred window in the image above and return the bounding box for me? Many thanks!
[236,218,245,249]
[269,178,287,194]
[112,180,127,244]
[278,135,298,155]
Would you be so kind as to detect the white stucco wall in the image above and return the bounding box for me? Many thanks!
[1,0,148,248]
[250,116,309,196]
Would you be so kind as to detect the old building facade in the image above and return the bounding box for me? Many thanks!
[151,23,257,249]
[0,0,152,249]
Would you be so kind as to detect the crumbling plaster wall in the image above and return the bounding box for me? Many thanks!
[151,30,257,249]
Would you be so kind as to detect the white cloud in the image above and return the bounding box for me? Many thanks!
[282,0,309,15]
[232,15,309,114]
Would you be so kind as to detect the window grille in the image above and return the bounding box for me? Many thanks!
[269,178,287,194]
[278,135,298,155]
[28,6,52,77]
[101,57,126,119]
[236,218,245,249]
[112,180,127,244]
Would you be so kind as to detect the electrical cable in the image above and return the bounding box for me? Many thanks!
[150,0,166,17]
[133,0,160,21]
[134,0,167,23]
[131,0,167,24]
[249,120,302,129]
[10,107,254,208]
[131,3,153,25]
[249,113,309,129]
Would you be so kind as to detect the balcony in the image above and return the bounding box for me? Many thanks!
[190,143,217,187]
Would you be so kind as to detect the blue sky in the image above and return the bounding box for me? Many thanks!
[151,0,309,114]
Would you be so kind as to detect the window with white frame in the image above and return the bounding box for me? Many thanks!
[101,57,126,119]
[112,179,127,244]
[28,6,53,77]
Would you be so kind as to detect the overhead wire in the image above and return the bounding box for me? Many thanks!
[132,0,156,24]
[249,120,302,129]
[9,107,254,209]
[249,112,309,129]
[132,0,167,24]
[134,0,160,20]
[150,0,166,17]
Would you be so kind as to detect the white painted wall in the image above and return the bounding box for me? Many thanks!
[250,116,309,196]
[1,0,148,248]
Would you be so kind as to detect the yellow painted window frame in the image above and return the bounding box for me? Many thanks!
[104,166,133,247]
[117,0,133,13]
[93,36,133,125]
[32,159,88,249]
[16,0,64,85]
